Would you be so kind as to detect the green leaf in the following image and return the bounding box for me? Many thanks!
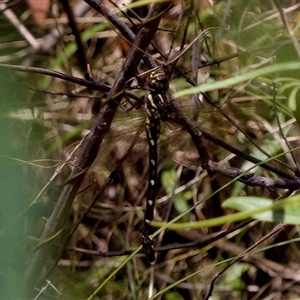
[151,194,300,230]
[223,195,300,224]
[223,196,274,221]
[174,62,300,98]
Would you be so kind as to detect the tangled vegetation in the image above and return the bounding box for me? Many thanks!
[2,0,300,299]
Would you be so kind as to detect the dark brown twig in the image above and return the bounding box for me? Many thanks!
[0,63,111,92]
[208,160,300,190]
[59,0,90,80]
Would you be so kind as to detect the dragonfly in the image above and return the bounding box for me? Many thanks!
[92,27,280,263]
[108,68,273,263]
[136,69,251,263]
[142,71,171,263]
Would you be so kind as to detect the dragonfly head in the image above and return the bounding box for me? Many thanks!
[147,71,169,93]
